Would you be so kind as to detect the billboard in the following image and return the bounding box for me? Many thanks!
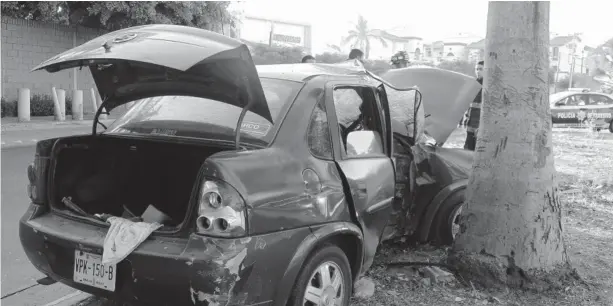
[239,16,312,53]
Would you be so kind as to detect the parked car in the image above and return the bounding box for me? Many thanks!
[550,90,613,132]
[20,25,479,306]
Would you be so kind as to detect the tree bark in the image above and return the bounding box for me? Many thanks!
[449,1,574,289]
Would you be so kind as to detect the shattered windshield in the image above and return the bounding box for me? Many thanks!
[106,78,303,146]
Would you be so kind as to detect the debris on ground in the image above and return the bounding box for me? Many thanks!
[353,276,376,299]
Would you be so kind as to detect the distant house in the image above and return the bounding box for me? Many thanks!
[422,34,482,63]
[467,39,485,63]
[550,35,588,75]
[422,41,445,64]
[443,42,469,61]
[364,27,423,61]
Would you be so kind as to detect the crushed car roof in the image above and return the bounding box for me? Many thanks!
[256,62,370,82]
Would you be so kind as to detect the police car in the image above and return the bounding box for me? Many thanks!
[550,89,613,133]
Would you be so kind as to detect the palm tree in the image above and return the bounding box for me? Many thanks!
[341,15,388,59]
[326,44,342,53]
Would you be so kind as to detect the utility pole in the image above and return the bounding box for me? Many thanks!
[568,56,575,90]
[268,22,275,47]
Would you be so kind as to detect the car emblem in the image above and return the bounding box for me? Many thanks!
[102,33,138,52]
[577,110,586,121]
[113,33,138,44]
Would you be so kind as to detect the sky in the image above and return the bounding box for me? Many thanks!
[239,0,612,54]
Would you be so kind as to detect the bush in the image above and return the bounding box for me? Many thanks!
[1,97,17,118]
[314,52,346,64]
[29,94,73,117]
[363,59,391,74]
[250,43,304,65]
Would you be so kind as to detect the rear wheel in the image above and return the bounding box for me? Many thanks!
[288,245,352,306]
[609,121,613,133]
[431,191,466,245]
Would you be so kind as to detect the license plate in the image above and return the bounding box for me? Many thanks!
[73,250,116,292]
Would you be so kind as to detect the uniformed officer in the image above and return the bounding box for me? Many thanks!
[464,60,484,151]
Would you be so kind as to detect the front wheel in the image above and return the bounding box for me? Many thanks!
[609,121,613,133]
[431,191,466,246]
[288,245,352,306]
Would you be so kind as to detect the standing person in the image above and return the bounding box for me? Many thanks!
[348,49,364,61]
[302,55,316,63]
[464,60,484,151]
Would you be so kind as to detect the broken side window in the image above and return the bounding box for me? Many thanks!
[307,99,333,159]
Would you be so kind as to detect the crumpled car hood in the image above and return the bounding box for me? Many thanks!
[379,67,481,144]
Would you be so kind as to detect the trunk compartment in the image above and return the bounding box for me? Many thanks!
[50,135,231,231]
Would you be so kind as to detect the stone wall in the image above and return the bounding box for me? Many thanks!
[1,17,107,113]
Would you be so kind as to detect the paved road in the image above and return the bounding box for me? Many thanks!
[1,128,92,306]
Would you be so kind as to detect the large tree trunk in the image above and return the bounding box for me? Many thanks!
[449,1,573,289]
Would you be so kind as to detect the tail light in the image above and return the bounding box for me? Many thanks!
[27,139,55,205]
[196,180,247,237]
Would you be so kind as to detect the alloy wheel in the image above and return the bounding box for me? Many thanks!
[450,205,463,239]
[303,261,345,306]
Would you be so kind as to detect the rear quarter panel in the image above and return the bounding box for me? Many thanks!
[200,77,353,235]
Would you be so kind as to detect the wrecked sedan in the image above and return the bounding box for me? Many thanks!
[19,25,481,306]
[21,24,400,306]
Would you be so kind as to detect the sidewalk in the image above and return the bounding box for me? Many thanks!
[1,116,117,149]
[1,114,117,132]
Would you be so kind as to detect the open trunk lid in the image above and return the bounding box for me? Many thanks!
[379,67,481,144]
[32,24,272,122]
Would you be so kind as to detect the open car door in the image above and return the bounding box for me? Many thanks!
[326,80,396,272]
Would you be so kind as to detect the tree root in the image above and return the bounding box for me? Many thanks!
[447,251,584,292]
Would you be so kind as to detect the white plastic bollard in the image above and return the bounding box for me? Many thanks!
[56,89,66,120]
[72,90,84,120]
[18,88,31,122]
[51,87,64,121]
[90,88,98,114]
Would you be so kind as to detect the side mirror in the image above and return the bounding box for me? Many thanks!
[346,131,384,157]
[554,102,564,106]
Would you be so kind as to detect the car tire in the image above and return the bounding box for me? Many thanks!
[288,244,352,306]
[431,190,466,246]
[609,121,613,133]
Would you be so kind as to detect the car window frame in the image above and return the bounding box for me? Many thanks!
[324,79,388,161]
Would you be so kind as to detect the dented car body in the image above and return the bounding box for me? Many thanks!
[19,25,481,306]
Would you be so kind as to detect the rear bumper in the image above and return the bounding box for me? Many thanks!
[19,205,313,306]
